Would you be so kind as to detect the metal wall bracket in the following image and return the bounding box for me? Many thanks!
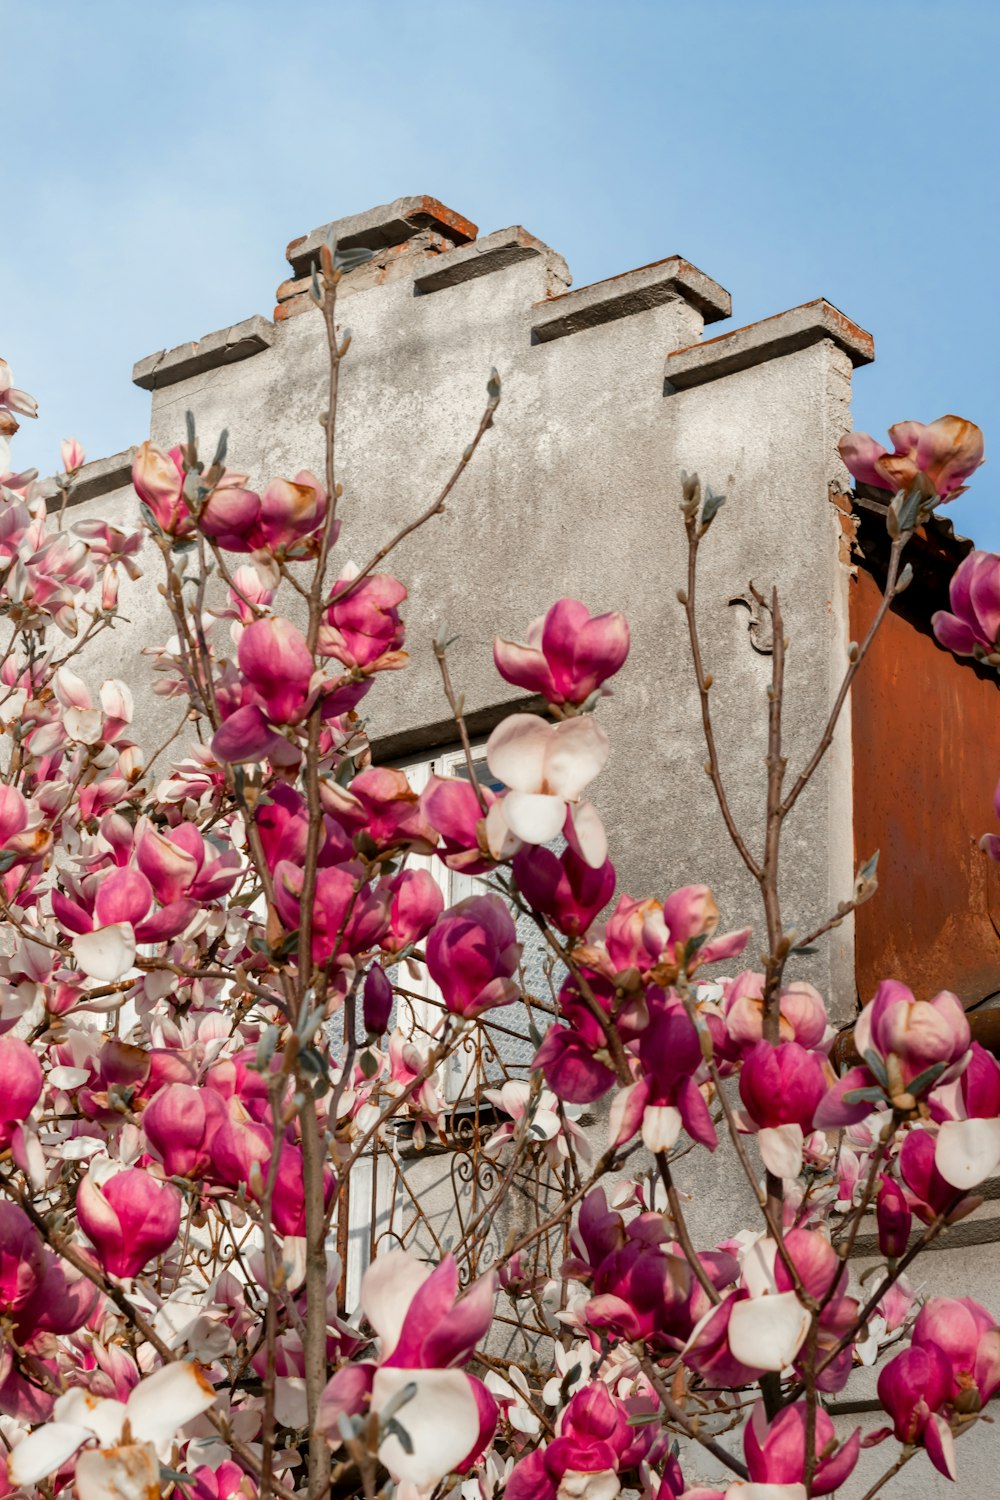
[728,583,774,654]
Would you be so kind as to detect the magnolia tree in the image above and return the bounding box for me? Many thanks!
[0,244,997,1500]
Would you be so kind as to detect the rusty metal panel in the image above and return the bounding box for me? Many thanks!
[851,562,1000,1009]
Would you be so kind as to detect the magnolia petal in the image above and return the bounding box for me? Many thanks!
[9,1422,92,1485]
[502,791,568,846]
[546,716,611,800]
[567,800,608,869]
[360,1249,433,1356]
[640,1104,682,1154]
[757,1124,804,1180]
[739,1237,779,1299]
[75,1442,160,1500]
[608,1078,650,1147]
[64,706,105,744]
[724,1487,807,1500]
[728,1291,809,1372]
[373,1367,480,1490]
[72,923,137,982]
[53,1389,126,1447]
[274,1375,308,1429]
[486,715,553,794]
[934,1117,1000,1189]
[558,1472,621,1500]
[484,798,521,860]
[125,1361,217,1448]
[932,611,979,657]
[924,1411,957,1481]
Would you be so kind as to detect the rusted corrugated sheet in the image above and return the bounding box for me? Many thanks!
[851,507,1000,1009]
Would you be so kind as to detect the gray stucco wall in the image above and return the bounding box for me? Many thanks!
[68,197,868,1018]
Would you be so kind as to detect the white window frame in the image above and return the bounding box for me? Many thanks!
[391,741,501,1102]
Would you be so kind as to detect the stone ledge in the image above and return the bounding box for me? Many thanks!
[664,299,874,392]
[132,316,274,392]
[285,195,478,278]
[63,448,137,507]
[530,257,731,344]
[413,226,570,295]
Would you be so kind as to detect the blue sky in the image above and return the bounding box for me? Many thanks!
[5,0,999,542]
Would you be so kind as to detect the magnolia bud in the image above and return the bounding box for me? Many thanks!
[363,964,394,1036]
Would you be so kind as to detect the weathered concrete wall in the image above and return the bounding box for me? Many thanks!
[68,195,870,1020]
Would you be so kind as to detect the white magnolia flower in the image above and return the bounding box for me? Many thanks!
[10,1361,217,1500]
[486,713,610,866]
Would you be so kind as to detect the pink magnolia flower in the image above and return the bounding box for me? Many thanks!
[720,972,830,1059]
[933,550,1000,661]
[743,1398,860,1496]
[132,442,191,536]
[71,516,144,612]
[212,615,317,763]
[0,782,52,870]
[60,437,85,473]
[142,1082,228,1178]
[567,1190,730,1349]
[420,774,504,873]
[381,868,444,953]
[0,1036,43,1146]
[273,859,390,964]
[614,993,718,1153]
[53,865,195,981]
[342,766,438,852]
[486,713,610,866]
[209,1102,336,1234]
[816,980,970,1127]
[583,886,749,987]
[192,1461,257,1500]
[0,1202,45,1312]
[319,572,407,670]
[493,598,630,707]
[839,415,983,501]
[258,470,328,550]
[876,1173,912,1258]
[425,894,521,1016]
[912,1296,1000,1413]
[0,358,38,420]
[878,1342,956,1477]
[213,563,275,636]
[236,614,313,724]
[317,1250,497,1491]
[200,470,328,554]
[9,1361,217,1496]
[512,843,616,938]
[898,1128,972,1224]
[856,980,970,1089]
[770,1229,860,1392]
[534,973,619,1104]
[76,1164,182,1278]
[505,1383,654,1500]
[738,1041,831,1178]
[135,818,241,905]
[876,1298,1000,1482]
